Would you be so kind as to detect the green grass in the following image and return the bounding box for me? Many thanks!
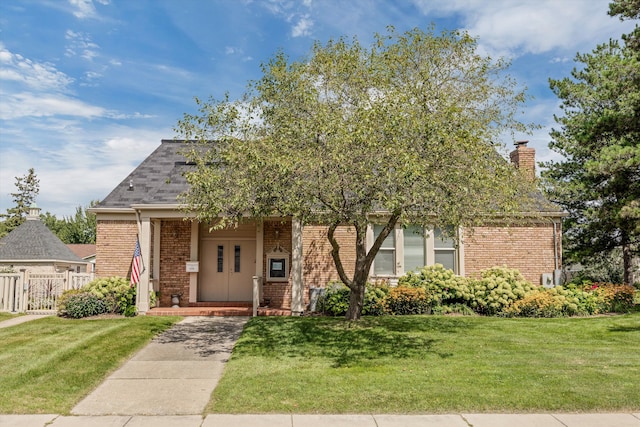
[0,315,180,414]
[209,314,640,413]
[0,312,22,322]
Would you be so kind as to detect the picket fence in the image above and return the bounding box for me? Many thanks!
[0,271,94,313]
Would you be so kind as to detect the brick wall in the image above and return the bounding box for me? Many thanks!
[263,220,293,309]
[464,222,561,285]
[158,220,191,307]
[95,220,138,278]
[302,225,357,305]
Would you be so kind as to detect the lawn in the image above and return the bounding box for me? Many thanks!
[209,313,640,413]
[0,312,22,322]
[0,315,180,414]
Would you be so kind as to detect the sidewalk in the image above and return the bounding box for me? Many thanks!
[2,413,639,427]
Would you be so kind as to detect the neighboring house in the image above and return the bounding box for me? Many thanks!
[92,139,565,314]
[0,205,88,274]
[67,244,97,273]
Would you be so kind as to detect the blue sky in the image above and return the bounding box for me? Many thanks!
[0,0,635,217]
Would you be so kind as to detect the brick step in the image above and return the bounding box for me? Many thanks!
[146,306,291,317]
[188,301,252,308]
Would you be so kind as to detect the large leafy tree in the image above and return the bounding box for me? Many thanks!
[0,168,40,238]
[542,1,640,285]
[42,203,97,244]
[178,27,536,320]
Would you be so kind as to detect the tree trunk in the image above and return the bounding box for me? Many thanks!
[346,280,366,321]
[622,242,639,285]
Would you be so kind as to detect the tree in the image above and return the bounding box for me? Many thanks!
[542,1,640,285]
[41,202,98,244]
[0,168,40,238]
[178,27,536,320]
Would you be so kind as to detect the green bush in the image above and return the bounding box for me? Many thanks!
[317,281,390,316]
[83,277,137,317]
[398,264,471,306]
[468,266,536,315]
[62,292,108,318]
[385,286,430,315]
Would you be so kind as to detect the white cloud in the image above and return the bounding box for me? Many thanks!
[292,14,313,37]
[0,92,106,120]
[68,0,110,19]
[0,43,74,91]
[65,30,100,61]
[410,0,635,57]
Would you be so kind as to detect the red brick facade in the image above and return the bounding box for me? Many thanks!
[96,217,561,309]
[464,222,561,285]
[95,220,138,278]
[158,220,191,307]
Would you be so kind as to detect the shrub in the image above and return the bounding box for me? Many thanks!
[317,281,390,316]
[57,289,83,317]
[398,264,471,306]
[385,286,430,315]
[62,292,108,319]
[589,282,636,313]
[503,289,570,318]
[468,266,536,315]
[83,277,137,317]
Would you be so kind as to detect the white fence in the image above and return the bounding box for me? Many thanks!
[0,271,94,313]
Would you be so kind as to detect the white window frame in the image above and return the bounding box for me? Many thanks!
[368,224,464,278]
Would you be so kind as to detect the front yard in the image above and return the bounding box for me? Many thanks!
[209,313,640,413]
[0,316,179,414]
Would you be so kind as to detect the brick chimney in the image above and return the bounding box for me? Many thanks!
[510,140,536,180]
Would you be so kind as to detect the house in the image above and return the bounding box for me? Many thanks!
[67,244,97,273]
[0,205,88,274]
[92,139,565,314]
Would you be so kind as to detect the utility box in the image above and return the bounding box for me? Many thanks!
[541,273,554,288]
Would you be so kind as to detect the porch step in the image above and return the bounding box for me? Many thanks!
[146,306,292,317]
[188,302,252,308]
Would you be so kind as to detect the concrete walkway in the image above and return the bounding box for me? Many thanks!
[2,413,639,427]
[72,316,247,416]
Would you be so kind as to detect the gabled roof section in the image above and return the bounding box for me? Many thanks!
[0,219,85,263]
[67,244,96,259]
[95,139,198,209]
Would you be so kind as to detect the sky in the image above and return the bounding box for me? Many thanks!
[0,0,635,218]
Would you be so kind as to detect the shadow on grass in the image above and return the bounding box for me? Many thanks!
[235,316,471,367]
[608,325,640,332]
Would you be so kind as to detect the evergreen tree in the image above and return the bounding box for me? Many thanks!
[0,168,40,238]
[543,1,640,285]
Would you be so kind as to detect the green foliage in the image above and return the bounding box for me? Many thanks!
[543,6,640,285]
[398,264,472,306]
[503,281,637,317]
[41,202,98,244]
[177,26,536,320]
[61,292,108,319]
[384,286,430,315]
[0,168,39,238]
[318,282,389,316]
[468,266,537,315]
[83,277,137,317]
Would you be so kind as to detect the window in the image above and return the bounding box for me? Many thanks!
[373,225,395,275]
[371,225,460,276]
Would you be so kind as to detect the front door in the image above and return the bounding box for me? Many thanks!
[199,239,256,301]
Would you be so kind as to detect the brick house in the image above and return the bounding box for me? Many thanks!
[92,139,564,314]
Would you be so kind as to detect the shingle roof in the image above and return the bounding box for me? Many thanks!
[95,139,196,209]
[66,244,96,259]
[0,219,85,263]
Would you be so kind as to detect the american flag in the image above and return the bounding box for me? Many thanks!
[130,239,143,287]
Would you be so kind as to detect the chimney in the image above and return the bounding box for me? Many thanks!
[510,140,536,180]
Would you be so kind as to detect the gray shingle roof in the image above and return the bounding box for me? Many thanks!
[0,219,85,263]
[96,139,196,208]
